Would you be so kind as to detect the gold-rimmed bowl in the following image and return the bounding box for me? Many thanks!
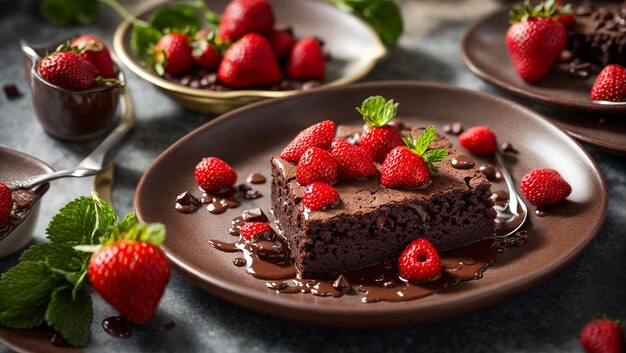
[113,0,387,114]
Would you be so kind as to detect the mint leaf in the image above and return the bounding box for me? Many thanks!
[149,3,201,32]
[131,22,162,60]
[0,262,61,329]
[422,149,449,173]
[40,0,99,26]
[47,195,117,246]
[331,0,403,46]
[413,125,437,156]
[46,286,92,347]
[356,95,398,127]
[21,243,85,273]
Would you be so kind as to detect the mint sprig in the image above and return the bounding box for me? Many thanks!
[356,95,399,127]
[403,125,449,173]
[0,194,165,347]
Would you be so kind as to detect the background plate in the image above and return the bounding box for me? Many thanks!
[134,81,607,327]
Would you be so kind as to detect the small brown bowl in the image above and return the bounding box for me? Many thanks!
[21,37,125,141]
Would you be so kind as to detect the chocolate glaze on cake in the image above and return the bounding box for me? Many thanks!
[271,125,497,278]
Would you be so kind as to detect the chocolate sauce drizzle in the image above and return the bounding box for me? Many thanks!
[0,188,40,241]
[102,316,131,338]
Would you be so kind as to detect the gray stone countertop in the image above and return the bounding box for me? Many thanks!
[1,0,625,352]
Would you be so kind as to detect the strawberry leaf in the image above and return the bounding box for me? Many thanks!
[356,96,399,127]
[131,22,163,60]
[509,0,572,24]
[149,3,201,33]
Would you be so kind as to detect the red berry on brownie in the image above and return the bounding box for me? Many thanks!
[218,0,275,42]
[591,64,626,102]
[0,182,13,226]
[580,318,623,353]
[153,33,193,75]
[356,96,403,163]
[280,120,335,163]
[380,126,448,189]
[520,168,571,207]
[240,222,273,241]
[194,157,238,193]
[286,37,325,80]
[218,33,282,88]
[458,126,497,155]
[296,147,337,186]
[302,182,339,211]
[328,139,377,181]
[398,238,442,282]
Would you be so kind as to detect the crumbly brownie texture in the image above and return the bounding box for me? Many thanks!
[570,3,626,66]
[271,125,497,278]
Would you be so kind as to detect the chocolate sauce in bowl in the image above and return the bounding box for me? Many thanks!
[102,315,131,338]
[0,188,39,241]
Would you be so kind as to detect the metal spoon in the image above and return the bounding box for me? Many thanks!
[493,149,528,238]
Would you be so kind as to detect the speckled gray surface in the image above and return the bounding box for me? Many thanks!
[1,0,625,352]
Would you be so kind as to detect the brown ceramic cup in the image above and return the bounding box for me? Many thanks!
[21,37,124,141]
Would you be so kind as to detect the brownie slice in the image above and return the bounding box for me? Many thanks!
[271,126,496,278]
[569,3,626,67]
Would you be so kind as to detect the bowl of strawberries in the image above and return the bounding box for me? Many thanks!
[113,0,386,113]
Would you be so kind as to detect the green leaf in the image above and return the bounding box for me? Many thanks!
[331,0,403,46]
[20,243,85,273]
[413,125,437,156]
[148,3,201,33]
[46,286,93,347]
[356,95,398,127]
[46,194,117,246]
[0,262,61,329]
[422,149,449,173]
[105,222,166,246]
[131,22,162,60]
[40,0,99,26]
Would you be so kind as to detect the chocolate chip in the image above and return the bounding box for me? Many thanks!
[501,142,518,153]
[164,320,176,330]
[242,208,268,222]
[559,50,575,63]
[332,275,352,293]
[238,183,252,192]
[3,84,20,99]
[247,173,266,184]
[575,5,593,16]
[180,75,193,86]
[244,189,262,200]
[189,79,201,89]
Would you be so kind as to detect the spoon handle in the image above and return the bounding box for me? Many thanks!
[494,149,520,215]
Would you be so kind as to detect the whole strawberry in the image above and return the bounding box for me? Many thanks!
[302,182,339,211]
[194,157,238,193]
[153,33,192,75]
[554,1,574,28]
[0,182,13,227]
[38,51,99,90]
[280,120,335,163]
[296,147,337,186]
[591,64,626,102]
[328,139,377,181]
[219,0,274,42]
[286,37,325,80]
[89,239,170,324]
[356,96,404,163]
[217,33,281,88]
[240,222,273,241]
[398,238,442,282]
[458,126,497,155]
[580,318,624,353]
[270,29,295,59]
[192,29,221,70]
[506,1,568,82]
[520,168,571,207]
[380,126,448,189]
[71,35,115,78]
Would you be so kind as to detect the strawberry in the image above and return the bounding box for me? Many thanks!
[153,33,192,75]
[380,126,448,189]
[217,33,282,88]
[192,29,221,70]
[270,29,295,59]
[398,238,442,282]
[554,1,574,28]
[70,35,115,78]
[356,96,404,163]
[219,0,274,42]
[328,139,377,181]
[0,182,13,227]
[506,1,568,82]
[194,157,238,193]
[580,318,624,353]
[240,222,273,241]
[286,37,325,80]
[591,64,626,102]
[280,120,335,163]
[89,240,170,324]
[296,147,337,186]
[38,51,99,90]
[302,182,339,211]
[520,168,571,207]
[458,126,497,155]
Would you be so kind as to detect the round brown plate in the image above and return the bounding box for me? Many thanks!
[545,112,626,156]
[134,81,607,327]
[461,6,626,115]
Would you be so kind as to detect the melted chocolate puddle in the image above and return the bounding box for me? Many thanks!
[0,188,41,241]
[102,315,131,338]
[175,187,242,215]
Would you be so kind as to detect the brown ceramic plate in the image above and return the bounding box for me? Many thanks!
[546,112,626,156]
[134,81,607,327]
[461,6,626,115]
